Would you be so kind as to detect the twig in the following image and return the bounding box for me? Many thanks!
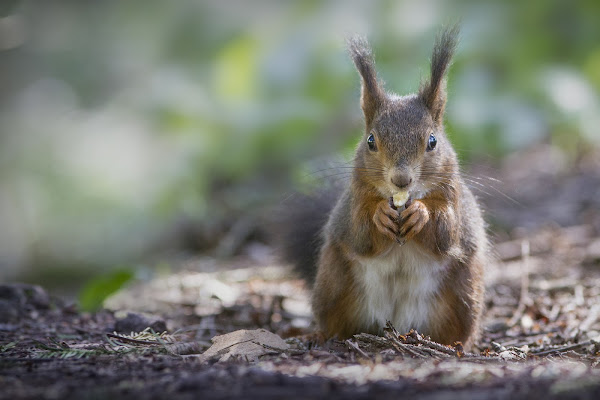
[530,340,594,356]
[410,345,451,359]
[354,333,393,349]
[106,333,164,345]
[345,339,371,360]
[383,329,428,358]
[507,240,531,328]
[404,330,462,357]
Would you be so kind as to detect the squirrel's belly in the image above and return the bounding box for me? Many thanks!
[353,242,449,334]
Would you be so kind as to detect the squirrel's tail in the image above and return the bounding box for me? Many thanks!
[273,186,340,286]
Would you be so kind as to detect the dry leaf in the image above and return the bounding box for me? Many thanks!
[199,329,289,362]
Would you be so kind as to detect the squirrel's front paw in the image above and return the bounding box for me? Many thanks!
[399,200,430,241]
[372,199,401,241]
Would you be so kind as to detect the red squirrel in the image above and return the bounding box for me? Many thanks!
[280,27,487,349]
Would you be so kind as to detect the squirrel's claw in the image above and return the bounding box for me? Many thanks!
[373,199,401,241]
[399,200,430,240]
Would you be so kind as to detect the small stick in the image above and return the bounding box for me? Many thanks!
[408,335,461,357]
[383,330,428,358]
[507,240,531,328]
[530,340,594,357]
[106,333,164,345]
[345,339,371,359]
[411,346,448,359]
[354,333,391,347]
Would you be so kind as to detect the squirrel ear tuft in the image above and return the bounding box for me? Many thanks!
[420,25,459,124]
[347,36,384,127]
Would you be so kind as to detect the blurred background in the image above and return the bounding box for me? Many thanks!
[1,0,599,301]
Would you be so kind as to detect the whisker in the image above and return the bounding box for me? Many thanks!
[411,160,519,206]
[423,174,500,201]
[461,178,520,205]
[434,176,519,204]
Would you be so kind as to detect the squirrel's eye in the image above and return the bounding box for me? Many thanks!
[427,133,437,152]
[367,133,376,151]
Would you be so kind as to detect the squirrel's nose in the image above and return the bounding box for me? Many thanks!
[391,172,412,189]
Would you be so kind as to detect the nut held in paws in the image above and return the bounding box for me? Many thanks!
[392,191,410,208]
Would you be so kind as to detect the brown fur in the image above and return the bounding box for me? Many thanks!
[307,27,488,349]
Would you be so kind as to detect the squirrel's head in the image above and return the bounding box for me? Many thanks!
[348,27,459,200]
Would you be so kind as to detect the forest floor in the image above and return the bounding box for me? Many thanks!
[2,144,600,399]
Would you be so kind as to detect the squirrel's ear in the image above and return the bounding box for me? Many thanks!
[420,25,459,124]
[348,36,384,127]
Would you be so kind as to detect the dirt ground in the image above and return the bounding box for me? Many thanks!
[2,144,600,399]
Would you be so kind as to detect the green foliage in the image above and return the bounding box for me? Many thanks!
[0,342,17,353]
[78,269,134,312]
[1,0,599,290]
[214,36,259,102]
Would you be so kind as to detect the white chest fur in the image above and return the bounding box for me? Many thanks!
[353,242,448,334]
